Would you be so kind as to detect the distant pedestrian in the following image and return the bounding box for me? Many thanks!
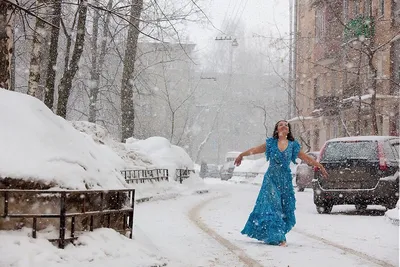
[234,120,328,246]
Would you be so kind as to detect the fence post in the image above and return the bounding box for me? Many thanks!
[129,190,135,239]
[59,192,66,249]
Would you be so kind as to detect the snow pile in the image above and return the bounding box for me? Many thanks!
[70,119,203,200]
[0,89,127,190]
[0,228,165,267]
[126,136,194,171]
[71,121,155,169]
[385,203,399,223]
[385,201,399,226]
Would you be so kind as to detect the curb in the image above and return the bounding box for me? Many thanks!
[135,189,210,204]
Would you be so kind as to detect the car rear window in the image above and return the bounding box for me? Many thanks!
[321,141,377,161]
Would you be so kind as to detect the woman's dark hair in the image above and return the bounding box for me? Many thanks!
[272,120,295,141]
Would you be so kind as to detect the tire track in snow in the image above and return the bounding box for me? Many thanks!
[188,194,263,267]
[293,228,395,267]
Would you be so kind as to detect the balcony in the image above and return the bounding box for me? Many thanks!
[344,16,375,42]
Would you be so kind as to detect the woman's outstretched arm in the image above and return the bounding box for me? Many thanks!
[298,151,328,177]
[234,143,266,166]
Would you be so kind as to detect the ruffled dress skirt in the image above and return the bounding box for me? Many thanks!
[241,166,296,245]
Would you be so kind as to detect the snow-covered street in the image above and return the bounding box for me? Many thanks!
[136,179,399,267]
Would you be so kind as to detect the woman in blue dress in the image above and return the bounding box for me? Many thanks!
[234,120,328,247]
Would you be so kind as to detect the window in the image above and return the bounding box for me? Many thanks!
[364,0,371,16]
[315,6,326,43]
[379,0,384,17]
[344,0,349,21]
[331,72,337,94]
[383,141,398,161]
[390,141,399,159]
[355,0,360,16]
[313,129,320,150]
[377,52,383,78]
[321,141,377,161]
[313,78,318,98]
[398,66,400,81]
[333,120,339,138]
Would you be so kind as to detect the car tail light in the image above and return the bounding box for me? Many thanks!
[377,142,388,171]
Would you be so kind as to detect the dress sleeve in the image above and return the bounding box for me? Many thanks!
[265,138,273,161]
[291,140,301,164]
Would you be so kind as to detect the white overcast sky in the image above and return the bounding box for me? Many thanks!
[188,0,290,51]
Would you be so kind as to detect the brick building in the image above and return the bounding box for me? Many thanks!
[290,0,399,151]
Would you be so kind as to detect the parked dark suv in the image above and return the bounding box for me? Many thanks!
[313,136,399,214]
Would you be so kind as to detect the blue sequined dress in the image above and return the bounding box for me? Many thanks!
[241,137,301,245]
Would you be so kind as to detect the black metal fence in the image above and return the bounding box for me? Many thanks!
[121,169,169,184]
[121,168,195,184]
[0,188,135,249]
[176,168,195,184]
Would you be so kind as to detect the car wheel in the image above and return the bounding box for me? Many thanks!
[355,204,367,211]
[297,187,305,192]
[316,203,333,214]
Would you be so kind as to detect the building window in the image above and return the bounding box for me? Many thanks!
[313,129,320,150]
[355,0,360,16]
[364,0,371,16]
[379,0,384,17]
[331,72,337,94]
[306,130,311,146]
[378,115,383,135]
[344,0,349,21]
[315,6,326,43]
[363,119,370,135]
[398,66,400,81]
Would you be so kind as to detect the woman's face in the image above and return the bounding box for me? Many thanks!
[276,121,289,136]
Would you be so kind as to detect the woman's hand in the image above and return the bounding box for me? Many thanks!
[318,164,329,178]
[234,154,243,166]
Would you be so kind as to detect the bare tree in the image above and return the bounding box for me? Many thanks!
[194,107,221,163]
[0,0,15,90]
[44,0,62,110]
[27,0,48,97]
[120,0,144,142]
[57,0,88,118]
[88,0,113,123]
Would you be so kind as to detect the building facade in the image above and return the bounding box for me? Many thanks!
[291,0,400,151]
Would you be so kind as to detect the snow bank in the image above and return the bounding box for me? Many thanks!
[0,228,165,267]
[71,121,154,169]
[0,89,127,190]
[126,136,194,170]
[385,201,399,226]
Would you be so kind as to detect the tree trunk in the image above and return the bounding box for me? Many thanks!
[120,0,144,142]
[88,6,100,123]
[56,0,88,119]
[89,0,113,123]
[27,0,47,97]
[44,0,62,110]
[0,1,15,90]
[369,61,379,135]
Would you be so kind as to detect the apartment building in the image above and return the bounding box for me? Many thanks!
[291,0,400,151]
